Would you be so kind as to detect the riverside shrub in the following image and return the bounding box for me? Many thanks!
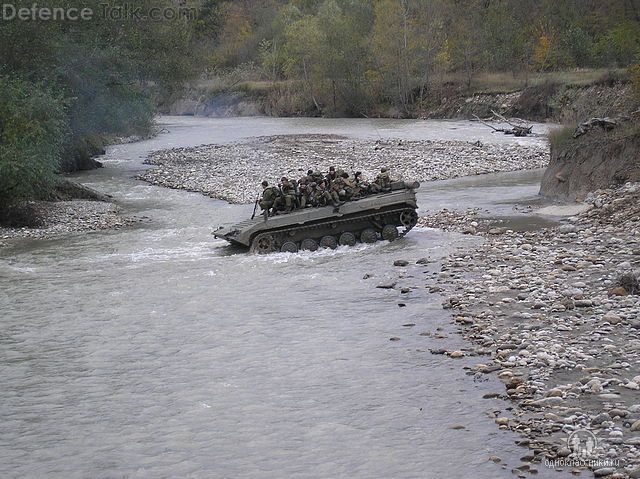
[0,75,66,209]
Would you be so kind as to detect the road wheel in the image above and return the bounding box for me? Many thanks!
[400,209,418,228]
[338,232,356,246]
[360,228,378,243]
[281,241,298,253]
[301,238,319,252]
[381,225,399,241]
[251,234,276,254]
[320,235,338,249]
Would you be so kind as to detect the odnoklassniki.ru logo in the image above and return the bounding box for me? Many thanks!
[544,428,621,469]
[1,3,198,21]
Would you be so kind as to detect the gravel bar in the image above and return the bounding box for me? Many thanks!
[138,134,549,204]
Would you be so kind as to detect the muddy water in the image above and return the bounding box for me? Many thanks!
[0,117,570,478]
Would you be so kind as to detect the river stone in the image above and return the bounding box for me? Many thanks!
[608,286,628,296]
[393,260,409,266]
[532,397,564,407]
[594,468,616,477]
[575,299,593,307]
[602,312,622,324]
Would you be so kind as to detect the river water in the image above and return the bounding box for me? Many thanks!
[0,117,571,479]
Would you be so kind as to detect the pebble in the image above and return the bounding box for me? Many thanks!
[425,181,640,472]
[139,135,550,204]
[0,200,138,242]
[594,468,616,477]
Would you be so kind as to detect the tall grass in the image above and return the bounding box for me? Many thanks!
[547,124,577,151]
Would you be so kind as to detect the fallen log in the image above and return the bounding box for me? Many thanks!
[572,117,618,138]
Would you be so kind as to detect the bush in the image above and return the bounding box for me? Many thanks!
[0,75,66,210]
[547,124,576,151]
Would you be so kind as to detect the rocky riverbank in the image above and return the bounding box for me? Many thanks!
[139,134,548,204]
[0,200,140,246]
[401,183,640,477]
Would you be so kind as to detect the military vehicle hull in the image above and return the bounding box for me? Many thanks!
[213,185,419,254]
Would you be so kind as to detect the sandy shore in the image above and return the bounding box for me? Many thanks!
[0,200,140,246]
[138,134,549,204]
[390,183,640,477]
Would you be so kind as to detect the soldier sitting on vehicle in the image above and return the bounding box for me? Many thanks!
[371,167,392,193]
[325,166,338,187]
[329,174,347,205]
[300,169,314,185]
[311,170,324,184]
[275,177,297,213]
[353,171,368,197]
[339,172,356,200]
[311,180,341,209]
[259,180,280,218]
[298,182,310,208]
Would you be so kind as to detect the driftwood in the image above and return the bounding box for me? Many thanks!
[572,117,618,138]
[473,110,533,137]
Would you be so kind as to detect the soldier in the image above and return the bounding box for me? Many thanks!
[311,170,324,184]
[276,176,297,212]
[259,180,279,218]
[312,180,340,208]
[329,174,346,203]
[298,182,310,208]
[353,171,368,197]
[300,169,314,185]
[325,166,337,188]
[340,172,357,200]
[372,167,392,192]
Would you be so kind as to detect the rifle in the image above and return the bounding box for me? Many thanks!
[250,197,259,219]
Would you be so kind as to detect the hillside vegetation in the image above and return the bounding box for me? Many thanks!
[2,0,640,219]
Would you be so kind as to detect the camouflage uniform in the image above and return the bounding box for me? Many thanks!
[353,172,367,196]
[298,182,310,208]
[372,168,392,193]
[277,178,297,212]
[325,168,337,188]
[330,175,346,200]
[259,184,279,212]
[342,176,357,199]
[310,182,334,207]
[311,170,324,184]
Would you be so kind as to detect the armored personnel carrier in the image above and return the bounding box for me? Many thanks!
[213,181,420,254]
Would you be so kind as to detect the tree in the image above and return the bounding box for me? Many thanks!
[0,76,66,207]
[371,0,418,111]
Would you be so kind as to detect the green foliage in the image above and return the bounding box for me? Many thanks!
[208,0,640,106]
[0,0,220,212]
[595,21,640,67]
[0,75,66,206]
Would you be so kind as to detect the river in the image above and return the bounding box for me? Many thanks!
[0,117,571,479]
